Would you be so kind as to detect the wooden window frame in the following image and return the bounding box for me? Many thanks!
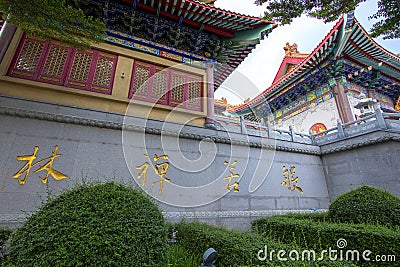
[129,60,203,112]
[8,34,118,95]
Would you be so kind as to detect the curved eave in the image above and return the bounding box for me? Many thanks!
[343,19,400,81]
[123,0,274,37]
[214,24,277,90]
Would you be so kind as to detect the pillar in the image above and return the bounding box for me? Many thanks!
[0,22,17,64]
[332,78,354,124]
[205,62,216,129]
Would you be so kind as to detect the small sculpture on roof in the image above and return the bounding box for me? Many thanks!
[198,0,217,5]
[284,42,299,56]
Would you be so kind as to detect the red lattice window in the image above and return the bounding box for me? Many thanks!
[170,72,185,106]
[8,35,117,95]
[129,60,203,111]
[39,44,72,85]
[9,38,46,79]
[131,62,151,100]
[187,76,202,110]
[152,67,168,105]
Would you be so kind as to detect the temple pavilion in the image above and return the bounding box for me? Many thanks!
[228,12,400,134]
[0,0,276,128]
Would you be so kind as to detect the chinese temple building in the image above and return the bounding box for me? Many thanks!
[0,0,276,128]
[229,12,400,134]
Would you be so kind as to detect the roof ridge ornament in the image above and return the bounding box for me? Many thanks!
[284,42,299,56]
[197,0,216,5]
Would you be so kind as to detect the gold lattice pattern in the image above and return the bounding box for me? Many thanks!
[93,58,114,86]
[134,65,150,95]
[188,79,201,106]
[42,46,68,77]
[152,70,167,100]
[69,52,92,82]
[15,40,44,72]
[171,75,185,102]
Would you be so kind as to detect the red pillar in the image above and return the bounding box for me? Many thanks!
[333,78,354,124]
[205,62,216,129]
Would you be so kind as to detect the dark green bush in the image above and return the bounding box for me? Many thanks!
[0,228,11,244]
[329,185,400,227]
[2,182,167,266]
[0,228,12,260]
[252,216,399,266]
[173,222,357,267]
[279,212,330,222]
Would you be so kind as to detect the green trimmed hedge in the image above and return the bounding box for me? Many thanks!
[0,228,11,245]
[252,216,399,266]
[173,222,357,267]
[329,186,400,228]
[2,182,167,266]
[279,212,330,222]
[0,228,12,260]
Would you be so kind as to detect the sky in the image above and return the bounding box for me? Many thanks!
[213,0,400,104]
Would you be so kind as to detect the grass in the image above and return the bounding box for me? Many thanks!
[167,243,199,267]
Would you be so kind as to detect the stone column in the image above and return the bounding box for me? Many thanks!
[0,22,17,64]
[332,78,354,124]
[205,62,216,129]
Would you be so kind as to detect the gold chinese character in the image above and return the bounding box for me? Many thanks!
[13,146,68,185]
[281,165,303,194]
[152,154,171,194]
[135,154,150,186]
[135,153,171,193]
[223,160,240,192]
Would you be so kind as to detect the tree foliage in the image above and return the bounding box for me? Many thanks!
[0,0,106,46]
[255,0,400,39]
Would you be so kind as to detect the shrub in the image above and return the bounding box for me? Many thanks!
[173,222,357,267]
[329,185,400,227]
[2,182,167,266]
[167,243,199,267]
[252,216,399,266]
[278,212,330,222]
[0,228,12,259]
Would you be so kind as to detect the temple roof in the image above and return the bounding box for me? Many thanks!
[230,13,400,116]
[88,0,277,91]
[122,0,273,37]
[271,42,309,84]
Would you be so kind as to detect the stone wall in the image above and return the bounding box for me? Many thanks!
[320,131,400,200]
[2,95,399,230]
[0,95,329,230]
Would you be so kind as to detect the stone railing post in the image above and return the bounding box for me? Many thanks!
[289,125,296,142]
[266,118,273,138]
[375,107,387,129]
[261,117,271,138]
[309,129,316,145]
[337,119,345,138]
[240,116,247,134]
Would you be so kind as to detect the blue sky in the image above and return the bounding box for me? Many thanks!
[214,0,400,104]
